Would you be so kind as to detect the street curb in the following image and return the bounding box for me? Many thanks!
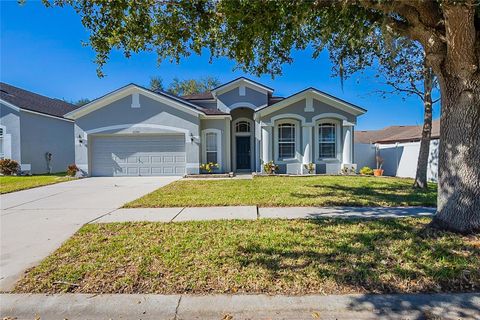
[1,292,478,320]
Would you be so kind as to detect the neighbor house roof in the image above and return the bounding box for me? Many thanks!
[182,92,214,100]
[355,120,440,144]
[0,82,78,118]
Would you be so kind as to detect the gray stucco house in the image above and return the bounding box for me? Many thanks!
[0,83,77,174]
[66,77,366,176]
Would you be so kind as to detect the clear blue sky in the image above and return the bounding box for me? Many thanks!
[1,1,440,130]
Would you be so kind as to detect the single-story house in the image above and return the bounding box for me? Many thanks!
[0,82,78,174]
[66,77,366,176]
[354,120,440,181]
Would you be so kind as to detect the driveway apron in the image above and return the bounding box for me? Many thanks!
[0,176,179,291]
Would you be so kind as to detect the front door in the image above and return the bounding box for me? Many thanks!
[236,136,251,170]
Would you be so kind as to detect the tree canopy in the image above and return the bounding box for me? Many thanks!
[44,0,480,233]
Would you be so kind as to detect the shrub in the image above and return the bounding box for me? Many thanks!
[0,159,20,175]
[303,162,315,174]
[199,162,219,173]
[360,166,374,175]
[263,161,279,174]
[66,164,79,177]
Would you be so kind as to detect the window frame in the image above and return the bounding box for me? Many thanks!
[315,119,340,161]
[274,119,300,163]
[202,129,222,168]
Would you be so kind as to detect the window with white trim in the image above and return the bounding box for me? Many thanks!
[278,123,296,160]
[205,132,218,163]
[235,121,250,133]
[318,123,336,158]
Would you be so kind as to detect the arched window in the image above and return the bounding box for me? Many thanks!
[318,123,336,158]
[278,123,296,160]
[235,121,250,133]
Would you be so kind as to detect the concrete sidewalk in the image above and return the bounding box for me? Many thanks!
[94,206,435,223]
[1,293,478,320]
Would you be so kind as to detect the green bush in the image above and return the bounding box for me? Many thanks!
[263,161,279,174]
[0,159,20,175]
[200,162,219,173]
[360,166,374,175]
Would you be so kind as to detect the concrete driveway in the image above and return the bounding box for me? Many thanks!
[0,176,179,291]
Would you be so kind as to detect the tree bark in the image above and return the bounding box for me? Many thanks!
[430,73,480,234]
[413,66,434,189]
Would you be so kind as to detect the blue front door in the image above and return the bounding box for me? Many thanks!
[236,136,251,170]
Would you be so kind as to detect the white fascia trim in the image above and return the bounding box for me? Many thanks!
[201,128,223,169]
[212,78,273,97]
[257,89,365,117]
[85,124,191,142]
[0,99,20,112]
[200,114,232,120]
[65,85,203,119]
[21,108,75,122]
[0,99,73,122]
[1,99,74,122]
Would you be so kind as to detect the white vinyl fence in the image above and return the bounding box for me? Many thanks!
[354,139,439,182]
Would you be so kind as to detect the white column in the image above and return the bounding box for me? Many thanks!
[302,126,313,165]
[261,125,272,166]
[342,124,353,164]
[224,117,231,172]
[254,120,261,172]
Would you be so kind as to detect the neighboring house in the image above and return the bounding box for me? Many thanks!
[66,77,366,176]
[354,120,440,181]
[0,83,78,174]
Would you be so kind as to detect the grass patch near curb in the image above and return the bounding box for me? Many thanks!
[14,218,479,295]
[0,173,75,194]
[124,176,437,208]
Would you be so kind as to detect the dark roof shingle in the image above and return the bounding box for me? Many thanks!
[355,120,440,144]
[181,92,214,100]
[0,82,78,118]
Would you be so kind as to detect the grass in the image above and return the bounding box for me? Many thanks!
[14,218,479,294]
[0,173,75,194]
[124,176,437,208]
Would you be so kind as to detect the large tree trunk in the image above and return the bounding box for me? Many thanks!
[430,73,480,234]
[413,66,434,189]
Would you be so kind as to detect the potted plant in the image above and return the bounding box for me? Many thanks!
[263,161,279,175]
[200,162,219,173]
[374,156,384,176]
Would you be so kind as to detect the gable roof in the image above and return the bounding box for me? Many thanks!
[65,83,229,119]
[355,120,440,144]
[256,87,366,116]
[211,77,274,95]
[0,82,79,119]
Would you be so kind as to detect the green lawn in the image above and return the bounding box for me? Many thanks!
[0,173,75,194]
[14,218,479,294]
[125,176,437,208]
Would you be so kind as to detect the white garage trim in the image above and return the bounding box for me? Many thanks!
[86,124,191,142]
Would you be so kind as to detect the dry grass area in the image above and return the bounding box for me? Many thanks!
[124,176,437,208]
[14,218,479,295]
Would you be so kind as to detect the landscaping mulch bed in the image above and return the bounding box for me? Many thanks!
[14,218,479,295]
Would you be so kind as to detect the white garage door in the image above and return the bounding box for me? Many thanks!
[91,135,186,176]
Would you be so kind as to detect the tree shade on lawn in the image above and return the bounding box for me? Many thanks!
[14,218,480,294]
[45,1,480,233]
